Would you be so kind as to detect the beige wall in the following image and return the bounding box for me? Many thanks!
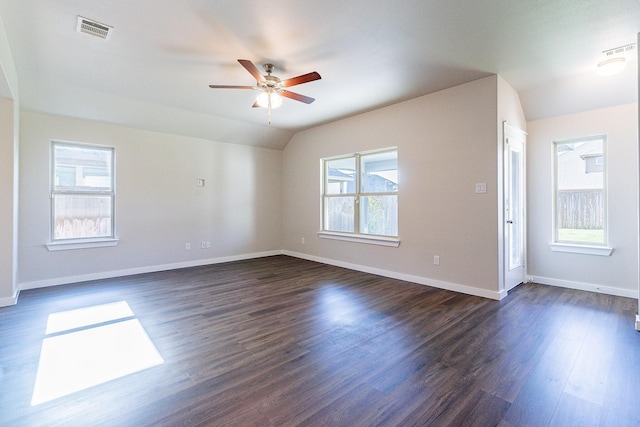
[527,103,639,297]
[18,111,283,288]
[0,97,17,305]
[282,76,515,299]
[498,75,526,133]
[11,74,636,302]
[497,75,527,291]
[0,12,19,306]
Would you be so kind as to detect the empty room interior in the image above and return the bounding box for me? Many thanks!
[1,1,640,425]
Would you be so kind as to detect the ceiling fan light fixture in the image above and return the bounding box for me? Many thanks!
[256,91,283,109]
[597,57,626,76]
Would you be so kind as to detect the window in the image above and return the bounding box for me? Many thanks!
[50,141,115,246]
[322,148,398,243]
[553,136,607,247]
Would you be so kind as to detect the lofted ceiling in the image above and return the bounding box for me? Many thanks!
[0,0,638,150]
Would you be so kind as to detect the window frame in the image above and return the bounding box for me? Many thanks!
[47,140,118,251]
[550,135,612,256]
[319,147,399,247]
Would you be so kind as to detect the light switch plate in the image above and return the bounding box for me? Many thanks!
[475,182,487,193]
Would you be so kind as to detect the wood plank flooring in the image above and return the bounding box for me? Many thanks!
[0,255,638,426]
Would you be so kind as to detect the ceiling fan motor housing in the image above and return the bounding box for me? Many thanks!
[259,71,283,93]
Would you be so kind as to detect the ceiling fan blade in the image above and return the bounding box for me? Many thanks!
[238,59,266,82]
[209,85,255,89]
[281,90,315,104]
[281,71,321,87]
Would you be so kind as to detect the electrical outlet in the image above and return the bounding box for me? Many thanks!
[201,241,206,249]
[185,243,191,251]
[434,255,440,265]
[206,241,211,248]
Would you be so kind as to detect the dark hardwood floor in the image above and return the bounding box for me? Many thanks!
[1,255,638,426]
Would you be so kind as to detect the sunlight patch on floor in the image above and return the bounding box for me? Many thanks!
[318,286,361,325]
[31,301,164,406]
[45,300,134,334]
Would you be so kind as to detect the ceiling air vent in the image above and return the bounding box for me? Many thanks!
[76,16,112,40]
[603,43,635,57]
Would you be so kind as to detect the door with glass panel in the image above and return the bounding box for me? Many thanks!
[504,123,526,291]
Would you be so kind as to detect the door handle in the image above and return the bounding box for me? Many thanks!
[506,220,513,224]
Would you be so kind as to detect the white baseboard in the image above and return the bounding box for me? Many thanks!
[283,250,505,300]
[0,289,19,307]
[527,275,639,299]
[23,250,636,304]
[19,250,282,291]
[636,315,640,332]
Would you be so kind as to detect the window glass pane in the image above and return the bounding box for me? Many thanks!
[360,195,398,236]
[324,196,355,232]
[555,138,605,244]
[53,194,113,240]
[509,149,522,268]
[54,145,113,191]
[325,157,356,195]
[361,151,398,193]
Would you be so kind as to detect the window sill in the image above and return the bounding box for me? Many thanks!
[549,243,613,256]
[318,231,400,247]
[46,238,119,251]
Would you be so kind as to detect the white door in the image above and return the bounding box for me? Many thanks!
[504,123,526,291]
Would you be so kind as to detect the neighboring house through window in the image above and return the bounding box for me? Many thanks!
[50,141,116,247]
[553,136,606,247]
[321,148,398,244]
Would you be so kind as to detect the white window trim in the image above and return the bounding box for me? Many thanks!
[46,238,119,251]
[321,147,399,243]
[318,231,400,247]
[50,140,116,245]
[549,243,613,256]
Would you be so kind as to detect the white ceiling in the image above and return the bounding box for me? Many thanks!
[0,0,638,150]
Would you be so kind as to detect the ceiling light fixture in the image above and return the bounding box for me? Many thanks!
[256,91,283,109]
[255,64,284,124]
[597,57,626,76]
[255,90,283,125]
[597,43,636,76]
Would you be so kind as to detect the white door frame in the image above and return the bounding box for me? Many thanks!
[502,122,527,293]
[636,32,640,331]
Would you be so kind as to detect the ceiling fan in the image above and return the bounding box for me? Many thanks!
[209,59,321,124]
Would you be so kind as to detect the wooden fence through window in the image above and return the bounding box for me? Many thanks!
[557,189,603,229]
